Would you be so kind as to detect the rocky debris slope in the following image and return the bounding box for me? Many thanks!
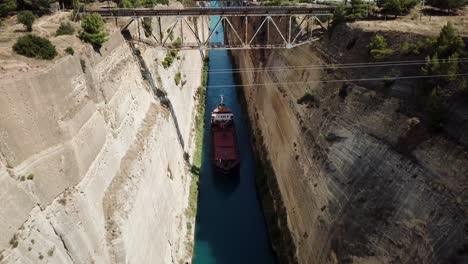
[230,23,468,264]
[0,16,205,263]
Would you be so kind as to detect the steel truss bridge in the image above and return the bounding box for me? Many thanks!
[90,6,334,50]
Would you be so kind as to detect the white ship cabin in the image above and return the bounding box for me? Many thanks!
[211,110,234,124]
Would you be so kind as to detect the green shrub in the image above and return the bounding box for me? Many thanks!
[420,23,464,90]
[434,22,465,58]
[426,87,445,130]
[347,0,370,20]
[65,46,74,55]
[261,0,285,6]
[80,59,86,72]
[56,21,75,36]
[118,0,142,7]
[142,17,152,37]
[166,28,174,41]
[377,0,419,16]
[422,52,460,85]
[399,42,413,55]
[399,41,423,55]
[369,34,388,50]
[17,11,35,32]
[143,0,155,7]
[13,34,57,60]
[174,71,182,85]
[9,234,18,248]
[332,4,347,27]
[162,51,175,69]
[370,48,394,59]
[0,0,16,18]
[369,34,393,59]
[297,92,320,108]
[142,0,168,7]
[80,14,108,47]
[173,37,182,49]
[16,0,51,16]
[426,0,467,12]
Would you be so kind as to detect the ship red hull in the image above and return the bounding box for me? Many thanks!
[211,124,240,175]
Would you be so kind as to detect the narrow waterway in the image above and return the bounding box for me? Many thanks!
[192,16,276,264]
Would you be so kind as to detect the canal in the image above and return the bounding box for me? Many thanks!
[192,16,276,264]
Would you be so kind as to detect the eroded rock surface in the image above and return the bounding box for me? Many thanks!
[0,17,205,263]
[230,24,468,264]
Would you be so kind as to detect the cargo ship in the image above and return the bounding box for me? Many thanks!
[211,96,240,175]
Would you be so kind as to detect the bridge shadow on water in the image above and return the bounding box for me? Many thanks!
[192,14,276,264]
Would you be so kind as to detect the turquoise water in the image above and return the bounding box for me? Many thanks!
[192,16,276,264]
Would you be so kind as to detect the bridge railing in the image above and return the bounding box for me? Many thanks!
[98,6,333,51]
[90,6,335,17]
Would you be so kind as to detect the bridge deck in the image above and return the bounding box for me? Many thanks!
[90,6,334,17]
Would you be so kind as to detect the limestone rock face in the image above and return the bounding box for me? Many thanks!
[0,24,204,263]
[230,41,468,264]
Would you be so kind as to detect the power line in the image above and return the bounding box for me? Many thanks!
[207,73,468,88]
[199,58,468,74]
[1,73,467,93]
[2,57,467,79]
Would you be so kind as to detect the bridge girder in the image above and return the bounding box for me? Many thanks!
[127,14,330,51]
[91,6,334,18]
[106,7,333,51]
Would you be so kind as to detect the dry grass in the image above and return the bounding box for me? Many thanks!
[353,6,468,37]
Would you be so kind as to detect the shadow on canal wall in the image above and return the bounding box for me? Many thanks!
[227,18,468,264]
[231,52,298,264]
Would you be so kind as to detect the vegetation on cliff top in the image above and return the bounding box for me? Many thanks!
[421,22,465,129]
[421,23,465,88]
[56,21,75,36]
[377,0,419,16]
[13,34,57,60]
[16,0,52,16]
[0,0,16,18]
[186,57,208,219]
[332,0,467,27]
[113,0,168,7]
[426,0,467,12]
[174,71,182,85]
[368,34,394,60]
[79,13,108,47]
[363,22,466,130]
[17,11,35,32]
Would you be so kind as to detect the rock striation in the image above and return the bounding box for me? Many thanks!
[0,17,205,263]
[230,23,468,264]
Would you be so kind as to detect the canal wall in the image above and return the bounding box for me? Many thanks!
[0,16,205,263]
[228,20,468,263]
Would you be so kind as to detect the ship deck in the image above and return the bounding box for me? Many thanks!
[212,127,238,161]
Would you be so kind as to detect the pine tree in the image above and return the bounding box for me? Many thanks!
[0,0,16,18]
[426,0,467,12]
[17,0,53,15]
[347,0,369,20]
[332,4,347,27]
[17,10,35,32]
[434,22,465,58]
[377,0,419,16]
[369,34,394,59]
[80,14,108,47]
